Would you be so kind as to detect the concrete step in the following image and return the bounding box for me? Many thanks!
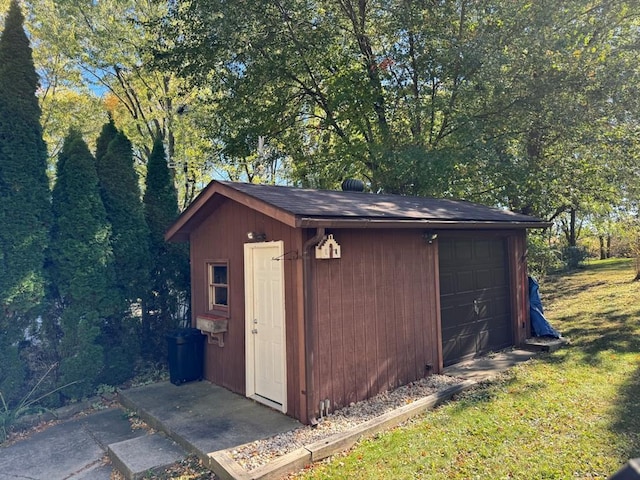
[522,336,570,353]
[108,432,187,480]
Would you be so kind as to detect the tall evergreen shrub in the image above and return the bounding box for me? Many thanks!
[48,131,118,398]
[95,123,149,384]
[96,126,150,303]
[95,116,118,166]
[0,0,51,405]
[143,136,190,360]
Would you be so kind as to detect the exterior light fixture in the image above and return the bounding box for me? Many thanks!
[423,231,438,244]
[247,232,267,242]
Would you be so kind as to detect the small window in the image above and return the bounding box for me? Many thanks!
[207,261,229,313]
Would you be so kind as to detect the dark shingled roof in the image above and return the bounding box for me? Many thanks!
[221,181,541,223]
[166,181,549,242]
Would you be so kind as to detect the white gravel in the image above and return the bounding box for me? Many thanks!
[231,374,463,471]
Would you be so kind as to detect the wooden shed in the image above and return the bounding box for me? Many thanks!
[165,181,548,424]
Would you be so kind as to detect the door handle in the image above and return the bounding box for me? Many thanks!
[473,299,480,316]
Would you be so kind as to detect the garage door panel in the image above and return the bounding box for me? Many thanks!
[439,237,512,366]
[458,332,476,353]
[486,319,512,347]
[476,330,490,352]
[491,267,508,286]
[474,240,491,259]
[475,298,490,319]
[442,338,457,363]
[439,272,455,295]
[455,271,475,293]
[477,328,510,353]
[476,268,494,289]
[455,240,473,261]
[456,289,478,303]
[482,295,508,319]
[494,295,511,315]
[442,304,474,328]
[439,241,455,262]
[446,333,480,365]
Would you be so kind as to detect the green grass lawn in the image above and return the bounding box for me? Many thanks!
[296,258,640,479]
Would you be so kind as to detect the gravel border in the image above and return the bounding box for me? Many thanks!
[231,374,463,471]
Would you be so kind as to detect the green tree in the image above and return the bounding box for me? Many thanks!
[48,130,117,398]
[1,0,107,162]
[42,0,211,206]
[157,0,517,192]
[95,117,118,167]
[0,0,51,404]
[1,0,214,207]
[95,122,150,383]
[96,123,150,303]
[143,136,189,360]
[40,87,106,163]
[478,1,636,217]
[160,0,639,206]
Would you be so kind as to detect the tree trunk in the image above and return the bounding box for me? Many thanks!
[606,234,612,259]
[568,208,577,247]
[599,235,606,260]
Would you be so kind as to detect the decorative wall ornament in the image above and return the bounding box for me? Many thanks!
[315,234,341,259]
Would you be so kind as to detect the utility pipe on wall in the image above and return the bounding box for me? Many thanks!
[302,227,325,426]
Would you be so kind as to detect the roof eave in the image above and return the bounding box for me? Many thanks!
[165,181,298,242]
[296,217,552,229]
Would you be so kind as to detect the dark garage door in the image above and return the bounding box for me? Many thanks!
[439,237,512,367]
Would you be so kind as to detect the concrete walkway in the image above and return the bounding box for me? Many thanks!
[115,381,300,477]
[0,345,557,479]
[442,348,537,380]
[0,381,299,480]
[0,407,143,479]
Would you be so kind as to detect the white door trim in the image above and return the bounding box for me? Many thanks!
[244,240,287,413]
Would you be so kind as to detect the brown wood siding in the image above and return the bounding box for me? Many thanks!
[189,199,304,420]
[508,231,530,345]
[309,229,440,416]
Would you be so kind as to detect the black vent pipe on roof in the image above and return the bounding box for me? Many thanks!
[341,178,365,192]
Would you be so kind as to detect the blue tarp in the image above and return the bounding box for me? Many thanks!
[528,276,561,338]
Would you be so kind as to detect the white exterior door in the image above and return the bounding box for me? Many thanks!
[244,241,287,412]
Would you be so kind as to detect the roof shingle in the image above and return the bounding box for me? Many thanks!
[221,181,542,223]
[166,181,549,242]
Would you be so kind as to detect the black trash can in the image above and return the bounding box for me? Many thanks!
[166,328,205,385]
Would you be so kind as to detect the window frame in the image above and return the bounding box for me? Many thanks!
[206,260,229,317]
